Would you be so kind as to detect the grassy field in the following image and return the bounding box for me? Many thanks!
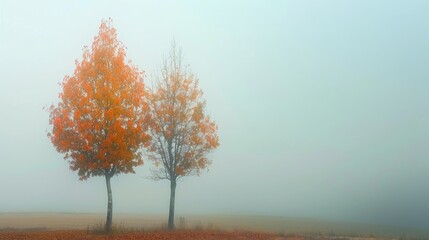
[0,213,427,239]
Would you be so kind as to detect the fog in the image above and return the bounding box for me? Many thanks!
[0,0,428,230]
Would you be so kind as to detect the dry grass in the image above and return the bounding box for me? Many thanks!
[0,230,283,240]
[0,213,427,239]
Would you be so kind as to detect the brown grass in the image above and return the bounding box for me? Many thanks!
[0,213,426,239]
[0,230,283,240]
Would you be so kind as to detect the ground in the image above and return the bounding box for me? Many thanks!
[0,214,426,239]
[0,230,393,240]
[0,230,285,240]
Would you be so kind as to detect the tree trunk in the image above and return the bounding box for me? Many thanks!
[168,180,176,230]
[105,175,113,233]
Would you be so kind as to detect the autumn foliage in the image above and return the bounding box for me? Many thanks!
[48,19,150,180]
[48,19,150,232]
[147,44,219,180]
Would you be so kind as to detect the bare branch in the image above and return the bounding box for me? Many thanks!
[145,41,219,184]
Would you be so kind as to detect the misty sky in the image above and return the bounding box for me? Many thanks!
[0,0,428,229]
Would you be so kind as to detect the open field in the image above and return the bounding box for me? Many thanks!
[0,230,284,240]
[0,213,428,239]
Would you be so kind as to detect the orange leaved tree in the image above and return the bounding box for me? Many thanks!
[48,19,150,232]
[147,42,219,229]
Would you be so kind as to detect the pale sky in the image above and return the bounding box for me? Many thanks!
[0,0,428,229]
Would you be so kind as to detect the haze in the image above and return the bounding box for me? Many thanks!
[0,0,428,230]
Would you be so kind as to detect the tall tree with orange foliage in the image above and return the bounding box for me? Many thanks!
[48,19,150,233]
[147,42,219,229]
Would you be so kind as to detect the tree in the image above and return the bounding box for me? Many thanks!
[147,42,219,229]
[48,19,150,233]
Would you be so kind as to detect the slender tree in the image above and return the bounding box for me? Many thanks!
[48,19,150,233]
[147,42,219,229]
